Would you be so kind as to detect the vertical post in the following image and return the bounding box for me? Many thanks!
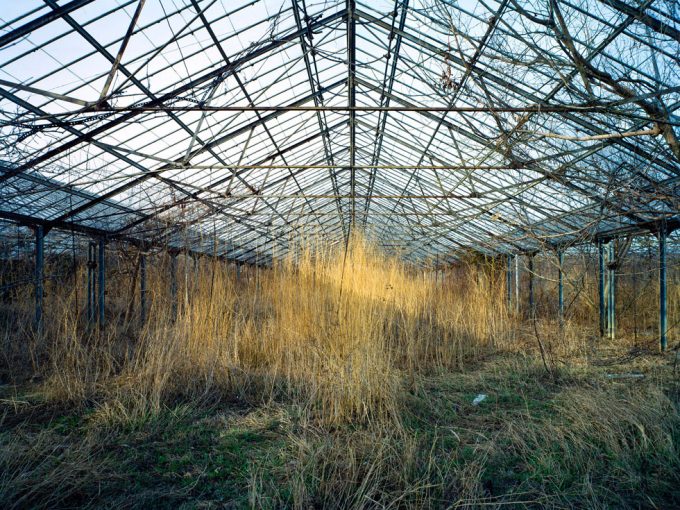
[528,254,535,319]
[506,253,512,311]
[140,253,147,324]
[87,241,96,324]
[514,254,520,314]
[170,252,178,321]
[183,254,190,309]
[98,238,105,327]
[598,240,605,338]
[659,226,667,351]
[558,250,564,324]
[607,241,616,340]
[34,225,44,332]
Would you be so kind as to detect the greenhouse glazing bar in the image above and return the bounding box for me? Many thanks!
[0,0,677,269]
[25,104,677,114]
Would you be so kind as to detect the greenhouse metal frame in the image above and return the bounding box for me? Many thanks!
[0,0,678,346]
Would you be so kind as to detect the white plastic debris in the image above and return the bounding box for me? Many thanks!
[472,394,487,406]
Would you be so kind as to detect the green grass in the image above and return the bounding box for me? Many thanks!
[1,352,679,509]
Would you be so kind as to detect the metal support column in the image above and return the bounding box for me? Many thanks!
[506,253,512,311]
[140,253,147,324]
[98,238,105,327]
[598,240,605,337]
[659,226,667,351]
[514,254,520,315]
[87,241,96,324]
[607,241,616,340]
[558,250,564,324]
[34,225,44,332]
[170,253,178,321]
[528,254,535,319]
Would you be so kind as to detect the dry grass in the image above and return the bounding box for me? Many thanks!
[3,234,513,424]
[0,234,678,508]
[239,355,679,509]
[0,425,113,509]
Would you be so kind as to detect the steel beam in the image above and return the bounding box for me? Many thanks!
[99,0,146,101]
[506,253,513,311]
[528,254,535,319]
[598,240,605,338]
[40,104,663,113]
[353,6,679,178]
[0,8,347,183]
[659,225,667,351]
[188,0,329,238]
[363,0,410,226]
[98,238,105,327]
[140,253,147,324]
[353,78,604,238]
[52,80,345,226]
[515,254,520,315]
[607,242,616,340]
[34,225,45,332]
[87,241,96,324]
[291,0,346,237]
[598,0,680,43]
[0,0,95,48]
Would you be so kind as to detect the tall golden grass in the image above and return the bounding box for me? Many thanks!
[1,233,677,425]
[1,234,513,424]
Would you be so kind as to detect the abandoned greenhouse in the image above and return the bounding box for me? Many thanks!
[0,0,679,507]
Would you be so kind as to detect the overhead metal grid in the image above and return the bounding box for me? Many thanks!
[0,0,678,265]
